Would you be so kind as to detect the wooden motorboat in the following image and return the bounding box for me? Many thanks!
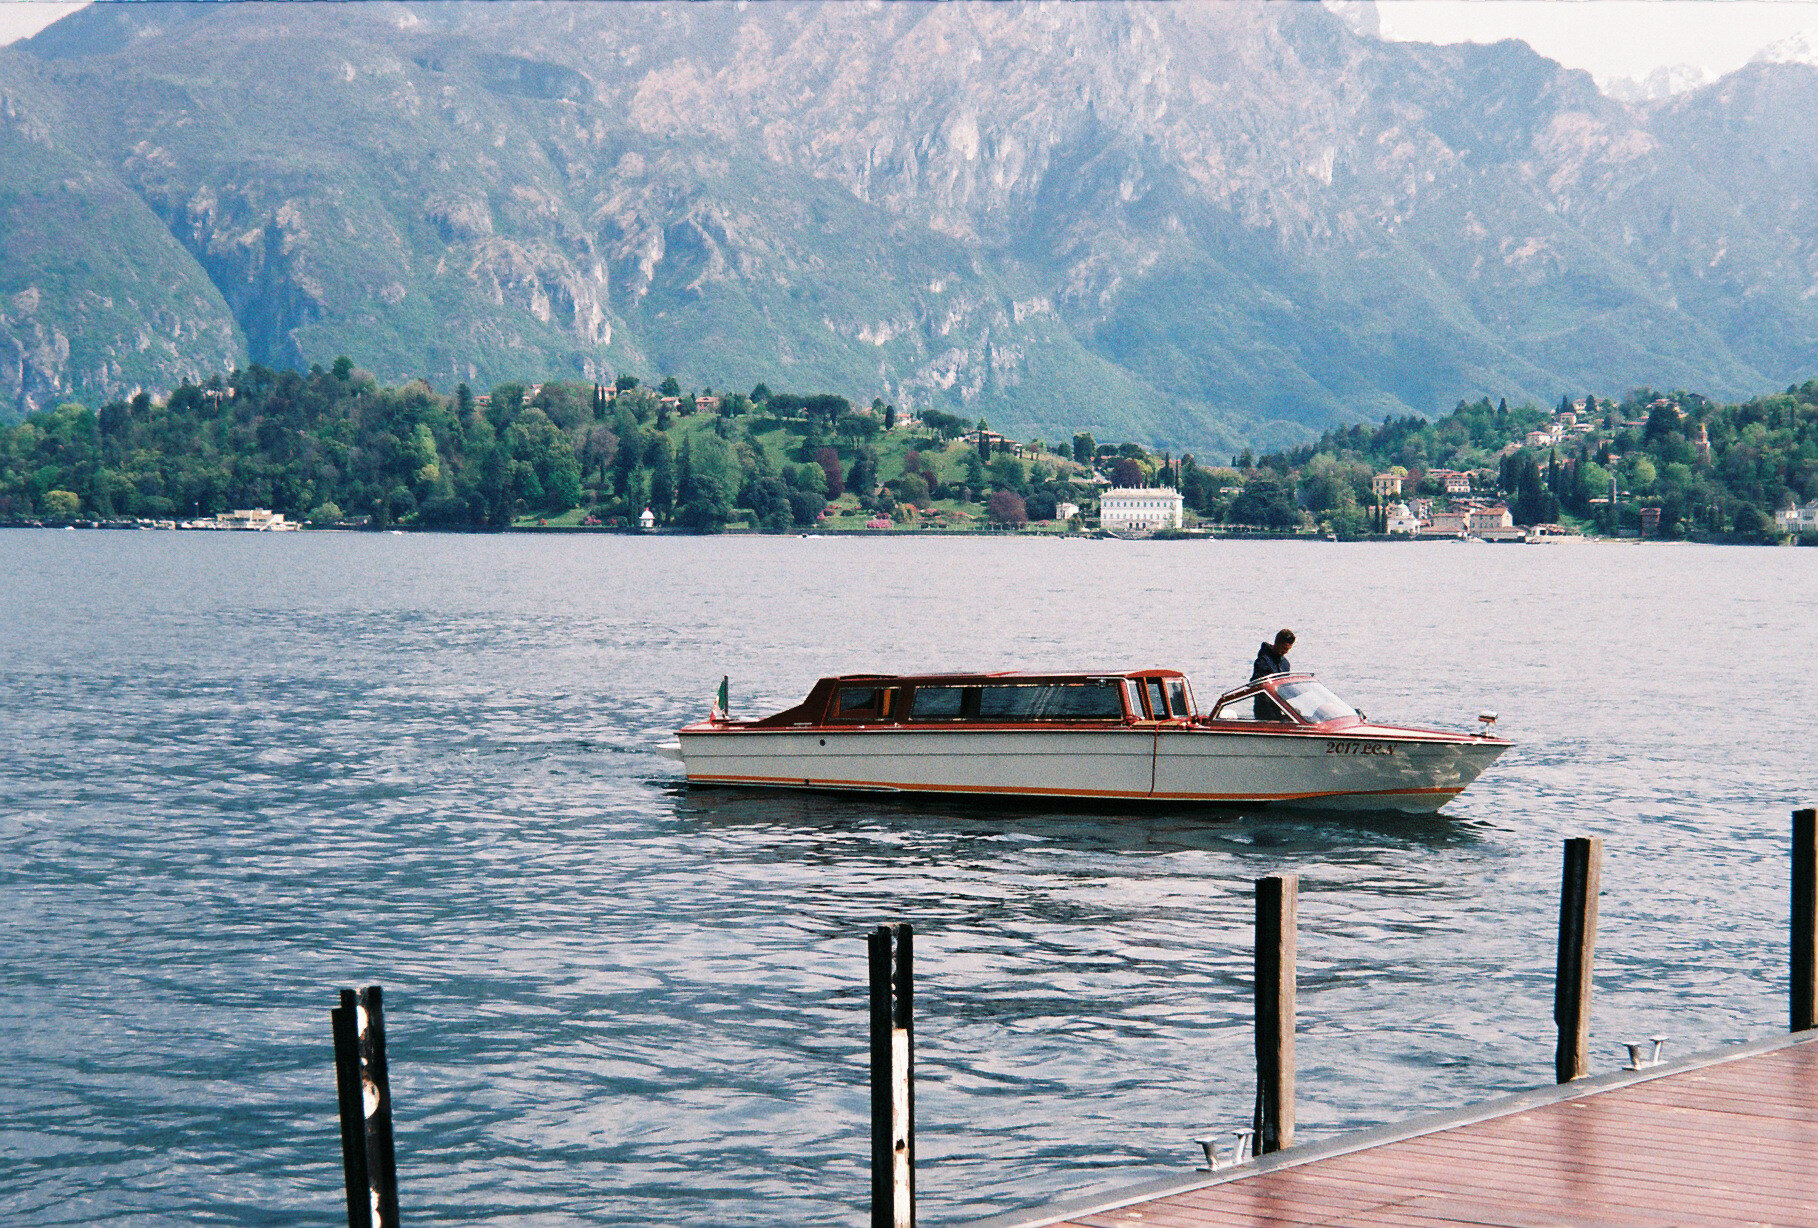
[670,670,1509,813]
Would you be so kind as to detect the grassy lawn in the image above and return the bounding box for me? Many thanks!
[512,507,591,528]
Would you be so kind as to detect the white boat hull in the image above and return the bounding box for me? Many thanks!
[677,724,1505,814]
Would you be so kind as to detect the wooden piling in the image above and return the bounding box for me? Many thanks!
[330,996,369,1228]
[869,923,914,1228]
[356,986,400,1228]
[1252,874,1297,1154]
[1793,810,1817,1033]
[1554,837,1602,1083]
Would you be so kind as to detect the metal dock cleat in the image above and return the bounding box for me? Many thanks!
[1194,1126,1255,1171]
[1621,1035,1668,1070]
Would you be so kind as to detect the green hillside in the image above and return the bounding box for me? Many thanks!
[3,360,1813,544]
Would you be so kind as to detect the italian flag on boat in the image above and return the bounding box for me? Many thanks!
[710,675,729,722]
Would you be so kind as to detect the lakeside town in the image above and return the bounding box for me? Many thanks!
[3,365,1816,544]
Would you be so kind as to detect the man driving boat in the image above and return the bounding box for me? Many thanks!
[1251,628,1295,720]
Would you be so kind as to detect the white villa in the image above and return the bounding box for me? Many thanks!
[1100,487,1184,533]
[207,508,296,531]
[1777,500,1818,535]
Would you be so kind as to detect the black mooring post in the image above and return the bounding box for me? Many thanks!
[1794,810,1817,1032]
[357,986,400,1228]
[1252,874,1297,1154]
[1555,837,1603,1083]
[331,994,369,1228]
[869,923,914,1228]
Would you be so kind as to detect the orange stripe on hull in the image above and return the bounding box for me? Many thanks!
[688,772,1464,804]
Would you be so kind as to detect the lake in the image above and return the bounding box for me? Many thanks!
[0,531,1812,1225]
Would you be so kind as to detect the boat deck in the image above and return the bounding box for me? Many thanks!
[975,1030,1818,1227]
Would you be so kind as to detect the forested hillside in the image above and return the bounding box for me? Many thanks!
[1260,387,1818,538]
[3,360,1813,542]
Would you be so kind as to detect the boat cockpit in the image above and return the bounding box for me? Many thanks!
[1203,674,1364,729]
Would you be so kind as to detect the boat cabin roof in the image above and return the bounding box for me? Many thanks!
[736,669,1197,729]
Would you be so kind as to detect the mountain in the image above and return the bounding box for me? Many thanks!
[3,1,1818,450]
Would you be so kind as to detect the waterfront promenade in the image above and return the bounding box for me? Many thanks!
[977,1030,1818,1227]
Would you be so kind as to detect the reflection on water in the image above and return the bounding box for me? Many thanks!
[671,783,1486,860]
[0,532,1811,1225]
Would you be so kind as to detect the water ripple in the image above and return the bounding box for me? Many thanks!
[0,532,1812,1224]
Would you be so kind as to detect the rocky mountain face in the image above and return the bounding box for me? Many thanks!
[3,1,1817,449]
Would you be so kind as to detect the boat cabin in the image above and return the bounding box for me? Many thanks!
[726,670,1362,731]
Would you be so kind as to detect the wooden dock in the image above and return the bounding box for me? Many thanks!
[975,1030,1818,1227]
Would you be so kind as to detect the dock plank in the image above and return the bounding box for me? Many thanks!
[981,1032,1818,1228]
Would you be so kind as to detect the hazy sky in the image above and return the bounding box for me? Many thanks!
[1377,0,1818,87]
[0,2,84,46]
[4,1,1818,92]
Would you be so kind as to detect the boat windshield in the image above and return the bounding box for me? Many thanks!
[1275,680,1357,723]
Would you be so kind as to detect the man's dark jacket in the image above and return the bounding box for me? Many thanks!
[1251,642,1291,720]
[1251,642,1291,680]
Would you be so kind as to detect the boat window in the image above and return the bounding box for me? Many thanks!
[832,686,886,721]
[839,688,879,713]
[1275,680,1358,723]
[1122,679,1142,719]
[907,686,966,720]
[1212,691,1263,721]
[1145,678,1168,718]
[1167,679,1191,717]
[974,680,1124,720]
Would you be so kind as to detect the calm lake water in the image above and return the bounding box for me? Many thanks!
[1,531,1813,1225]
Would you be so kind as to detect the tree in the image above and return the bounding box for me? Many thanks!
[1296,455,1363,516]
[1112,457,1144,487]
[1644,403,1683,444]
[41,489,80,520]
[658,376,682,398]
[788,489,825,527]
[987,455,1027,493]
[506,407,582,513]
[963,450,987,488]
[894,473,932,506]
[579,424,618,489]
[1072,432,1096,464]
[1228,478,1301,529]
[919,409,967,440]
[883,404,897,430]
[649,436,676,520]
[744,475,792,532]
[847,449,879,498]
[815,446,844,498]
[1513,457,1557,525]
[545,459,582,510]
[677,434,738,532]
[986,490,1028,527]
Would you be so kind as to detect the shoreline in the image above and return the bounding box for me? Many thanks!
[1,520,1805,546]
